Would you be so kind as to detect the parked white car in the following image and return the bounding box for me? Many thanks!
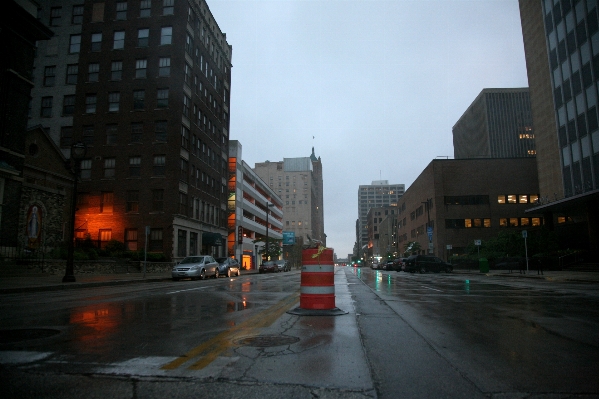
[172,255,219,280]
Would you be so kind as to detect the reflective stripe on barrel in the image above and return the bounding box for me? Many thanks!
[299,247,336,310]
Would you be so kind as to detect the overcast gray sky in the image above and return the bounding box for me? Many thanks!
[209,0,529,258]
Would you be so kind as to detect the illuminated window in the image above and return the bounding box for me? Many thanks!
[497,195,505,204]
[519,195,528,203]
[484,218,491,227]
[530,194,539,204]
[101,192,114,213]
[507,195,517,204]
[499,218,507,227]
[125,229,138,250]
[465,219,472,228]
[527,150,537,155]
[520,218,530,226]
[509,218,518,227]
[99,229,112,248]
[532,218,541,226]
[558,216,567,223]
[473,218,482,227]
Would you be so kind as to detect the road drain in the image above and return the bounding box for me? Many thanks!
[0,329,61,343]
[234,335,300,347]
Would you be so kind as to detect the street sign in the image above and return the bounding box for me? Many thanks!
[522,230,528,238]
[427,226,433,242]
[237,226,243,244]
[282,231,295,245]
[446,244,452,250]
[474,239,481,246]
[428,242,434,249]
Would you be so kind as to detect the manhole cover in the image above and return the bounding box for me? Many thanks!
[234,335,300,347]
[0,329,61,343]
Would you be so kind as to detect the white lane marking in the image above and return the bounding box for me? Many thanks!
[420,285,443,292]
[166,286,209,294]
[0,351,53,364]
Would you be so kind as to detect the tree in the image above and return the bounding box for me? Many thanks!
[403,241,421,256]
[253,237,282,261]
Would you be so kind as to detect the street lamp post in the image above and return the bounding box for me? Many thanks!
[63,141,86,283]
[264,202,275,261]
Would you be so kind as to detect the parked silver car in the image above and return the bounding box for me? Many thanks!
[172,255,219,280]
[215,257,241,277]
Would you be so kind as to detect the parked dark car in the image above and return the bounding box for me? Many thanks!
[259,260,278,273]
[382,260,395,270]
[275,259,290,272]
[215,257,241,277]
[404,255,453,273]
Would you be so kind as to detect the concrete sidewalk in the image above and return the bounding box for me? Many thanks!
[0,268,261,294]
[451,268,599,283]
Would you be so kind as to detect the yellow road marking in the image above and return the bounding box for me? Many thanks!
[161,292,299,371]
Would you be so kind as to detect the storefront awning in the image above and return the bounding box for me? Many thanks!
[202,232,223,246]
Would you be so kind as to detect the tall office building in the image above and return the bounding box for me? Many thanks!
[519,0,599,251]
[253,148,325,246]
[29,0,233,260]
[357,181,404,253]
[452,88,536,159]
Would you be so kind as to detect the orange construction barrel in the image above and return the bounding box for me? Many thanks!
[299,247,335,310]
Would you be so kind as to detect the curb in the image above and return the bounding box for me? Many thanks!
[0,276,173,295]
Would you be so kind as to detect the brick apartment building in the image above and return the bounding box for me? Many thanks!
[28,0,233,260]
[396,158,543,260]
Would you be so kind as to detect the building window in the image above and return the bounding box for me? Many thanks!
[126,190,139,212]
[66,64,78,84]
[183,95,190,117]
[43,66,56,86]
[149,228,163,250]
[131,122,143,142]
[91,32,102,51]
[140,0,151,17]
[179,158,188,182]
[80,159,92,179]
[40,97,53,117]
[509,218,518,227]
[88,63,99,82]
[160,26,172,45]
[159,57,170,76]
[135,59,147,78]
[62,95,75,115]
[101,192,114,213]
[507,195,517,204]
[184,63,191,84]
[157,88,168,108]
[85,94,97,113]
[155,120,167,141]
[152,189,164,211]
[60,126,73,147]
[70,34,81,53]
[177,229,187,257]
[116,1,127,20]
[72,5,84,24]
[108,92,120,112]
[111,61,122,80]
[125,228,138,250]
[163,0,174,15]
[181,126,189,148]
[189,232,198,255]
[153,155,165,175]
[129,156,141,176]
[185,34,193,55]
[82,125,94,145]
[99,229,112,248]
[518,195,528,204]
[113,31,125,49]
[179,192,188,216]
[133,90,145,110]
[497,195,505,204]
[106,124,117,145]
[50,7,62,26]
[92,2,104,22]
[103,158,115,178]
[137,28,149,47]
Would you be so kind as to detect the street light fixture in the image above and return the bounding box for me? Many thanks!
[264,202,275,261]
[63,141,86,283]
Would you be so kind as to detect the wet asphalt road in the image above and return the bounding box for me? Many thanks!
[0,267,598,398]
